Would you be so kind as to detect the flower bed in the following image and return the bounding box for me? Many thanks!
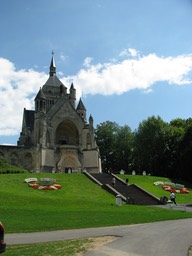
[154,181,189,194]
[25,178,62,190]
[162,185,189,194]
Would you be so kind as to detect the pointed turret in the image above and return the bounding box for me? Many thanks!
[69,82,76,108]
[77,98,86,122]
[89,114,93,127]
[77,98,86,111]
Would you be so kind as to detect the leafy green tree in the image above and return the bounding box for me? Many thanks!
[170,118,188,128]
[95,121,119,172]
[178,123,192,180]
[134,116,170,176]
[168,118,187,178]
[114,125,134,172]
[95,117,192,180]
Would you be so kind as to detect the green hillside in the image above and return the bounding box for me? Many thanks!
[0,173,192,234]
[0,159,27,174]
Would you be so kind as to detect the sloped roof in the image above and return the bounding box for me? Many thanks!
[35,87,46,100]
[76,98,86,111]
[44,75,66,88]
[70,82,75,90]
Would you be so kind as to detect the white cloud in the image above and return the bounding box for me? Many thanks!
[83,57,93,67]
[73,52,192,96]
[119,48,138,57]
[128,48,138,57]
[0,49,192,136]
[0,58,47,136]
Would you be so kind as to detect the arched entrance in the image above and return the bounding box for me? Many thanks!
[55,119,82,172]
[55,119,79,146]
[9,152,19,166]
[56,146,82,172]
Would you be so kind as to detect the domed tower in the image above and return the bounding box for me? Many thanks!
[42,53,67,110]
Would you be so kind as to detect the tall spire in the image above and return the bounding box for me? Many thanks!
[49,51,56,76]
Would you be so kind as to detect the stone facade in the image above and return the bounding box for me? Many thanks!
[0,55,101,173]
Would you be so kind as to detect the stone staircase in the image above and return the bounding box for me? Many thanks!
[84,172,161,205]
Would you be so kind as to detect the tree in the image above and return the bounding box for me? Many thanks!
[95,117,192,180]
[95,122,134,172]
[134,116,170,176]
[95,121,119,172]
[179,124,192,180]
[168,118,187,178]
[114,125,134,172]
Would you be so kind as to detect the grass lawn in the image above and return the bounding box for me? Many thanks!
[0,173,192,235]
[1,173,192,255]
[6,238,93,256]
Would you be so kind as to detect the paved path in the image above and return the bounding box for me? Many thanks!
[85,219,192,256]
[5,217,192,256]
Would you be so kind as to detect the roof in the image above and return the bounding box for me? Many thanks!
[76,98,86,111]
[70,82,75,90]
[35,87,46,100]
[44,75,66,88]
[44,54,67,89]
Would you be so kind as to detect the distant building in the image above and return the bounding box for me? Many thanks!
[0,55,101,173]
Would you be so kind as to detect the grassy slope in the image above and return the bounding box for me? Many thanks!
[0,159,27,174]
[0,173,192,233]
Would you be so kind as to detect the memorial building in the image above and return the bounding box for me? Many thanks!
[0,55,101,173]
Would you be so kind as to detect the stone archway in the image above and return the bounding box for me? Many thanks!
[55,119,79,146]
[9,152,19,166]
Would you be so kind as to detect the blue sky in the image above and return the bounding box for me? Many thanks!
[1,0,192,145]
